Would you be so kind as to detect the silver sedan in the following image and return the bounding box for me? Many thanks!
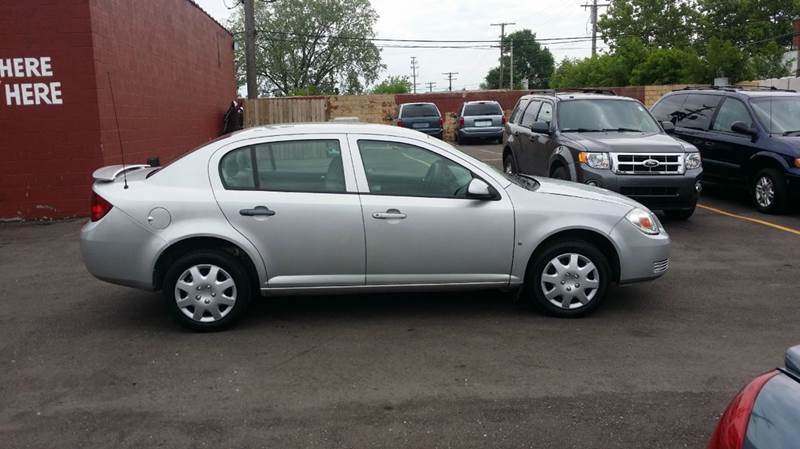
[80,123,670,330]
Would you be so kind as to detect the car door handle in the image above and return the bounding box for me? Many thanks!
[703,141,713,147]
[372,210,407,219]
[239,206,276,217]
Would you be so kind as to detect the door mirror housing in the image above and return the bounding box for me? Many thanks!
[731,121,757,137]
[466,178,499,200]
[661,121,675,133]
[530,121,550,134]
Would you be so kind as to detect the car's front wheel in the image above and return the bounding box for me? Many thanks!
[163,249,253,331]
[752,168,787,214]
[527,240,610,317]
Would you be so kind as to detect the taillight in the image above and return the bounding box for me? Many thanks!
[458,117,464,127]
[91,191,113,222]
[706,370,778,449]
[502,115,507,125]
[396,119,404,127]
[439,117,444,127]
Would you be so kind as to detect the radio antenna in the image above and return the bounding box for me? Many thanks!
[107,72,128,189]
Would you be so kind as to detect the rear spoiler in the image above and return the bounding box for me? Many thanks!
[92,164,150,182]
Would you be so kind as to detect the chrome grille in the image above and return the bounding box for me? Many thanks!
[611,153,684,175]
[653,259,670,274]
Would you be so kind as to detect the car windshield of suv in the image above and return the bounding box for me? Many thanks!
[464,103,502,116]
[750,97,800,135]
[401,104,439,118]
[558,99,661,133]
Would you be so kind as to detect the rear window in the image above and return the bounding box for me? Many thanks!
[401,104,439,118]
[463,103,503,116]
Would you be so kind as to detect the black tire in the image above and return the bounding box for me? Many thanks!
[551,165,570,180]
[162,249,253,331]
[526,240,610,318]
[503,152,517,175]
[665,205,696,220]
[455,132,463,145]
[751,168,787,214]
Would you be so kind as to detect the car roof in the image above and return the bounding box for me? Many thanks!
[223,122,435,140]
[399,102,438,107]
[463,100,500,104]
[520,93,632,102]
[665,87,800,98]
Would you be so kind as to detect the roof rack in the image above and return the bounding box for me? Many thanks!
[529,88,617,96]
[673,85,797,93]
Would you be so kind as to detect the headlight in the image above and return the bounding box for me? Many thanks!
[625,208,660,235]
[578,152,610,169]
[685,152,702,170]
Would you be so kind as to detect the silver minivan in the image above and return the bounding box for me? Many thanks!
[455,100,506,144]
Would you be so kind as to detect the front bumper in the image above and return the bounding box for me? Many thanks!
[576,166,702,211]
[458,126,503,138]
[610,216,671,284]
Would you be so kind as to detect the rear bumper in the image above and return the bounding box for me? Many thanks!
[577,167,702,211]
[610,217,671,284]
[458,127,503,138]
[402,125,443,137]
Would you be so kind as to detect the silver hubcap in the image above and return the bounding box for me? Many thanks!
[174,264,237,323]
[540,253,600,310]
[754,176,775,208]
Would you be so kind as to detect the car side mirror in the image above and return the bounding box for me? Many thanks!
[661,121,675,133]
[466,178,499,200]
[531,121,550,134]
[731,121,757,137]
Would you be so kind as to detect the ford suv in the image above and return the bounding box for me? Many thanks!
[503,91,703,219]
[651,86,800,213]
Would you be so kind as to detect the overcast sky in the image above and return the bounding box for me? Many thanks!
[194,0,601,92]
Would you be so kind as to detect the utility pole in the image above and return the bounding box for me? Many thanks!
[582,0,609,56]
[442,72,458,91]
[410,57,419,94]
[243,0,258,99]
[425,81,436,93]
[509,40,514,90]
[490,22,515,89]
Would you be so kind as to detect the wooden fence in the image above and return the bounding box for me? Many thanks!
[244,97,328,127]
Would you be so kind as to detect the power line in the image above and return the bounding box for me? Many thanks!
[490,22,515,89]
[253,29,595,43]
[425,81,436,92]
[581,1,610,55]
[442,72,458,91]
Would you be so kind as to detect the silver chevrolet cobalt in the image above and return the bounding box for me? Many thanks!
[81,123,670,330]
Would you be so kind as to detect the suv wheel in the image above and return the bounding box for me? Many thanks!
[163,249,253,331]
[752,168,787,214]
[526,240,609,317]
[551,165,569,180]
[503,153,517,175]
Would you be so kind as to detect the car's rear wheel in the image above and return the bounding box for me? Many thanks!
[752,168,787,214]
[163,249,252,331]
[526,240,609,317]
[503,153,516,175]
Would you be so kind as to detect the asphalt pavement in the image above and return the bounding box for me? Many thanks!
[1,143,799,448]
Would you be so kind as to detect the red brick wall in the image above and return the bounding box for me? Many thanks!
[89,0,236,167]
[0,0,102,219]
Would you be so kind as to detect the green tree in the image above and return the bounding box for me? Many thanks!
[371,76,412,94]
[230,0,384,97]
[483,30,555,89]
[598,0,698,49]
[630,47,705,85]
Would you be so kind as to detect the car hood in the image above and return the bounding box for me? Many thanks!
[768,135,800,156]
[561,132,689,153]
[530,176,643,209]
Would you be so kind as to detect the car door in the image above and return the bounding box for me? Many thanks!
[706,97,759,181]
[529,100,555,175]
[515,99,542,174]
[506,97,530,163]
[348,134,515,286]
[210,135,366,288]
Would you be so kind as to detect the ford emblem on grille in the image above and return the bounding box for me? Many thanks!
[643,159,660,168]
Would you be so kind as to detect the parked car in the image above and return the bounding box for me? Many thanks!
[651,86,800,213]
[395,102,443,139]
[706,344,800,449]
[81,123,670,331]
[455,100,506,144]
[503,91,703,220]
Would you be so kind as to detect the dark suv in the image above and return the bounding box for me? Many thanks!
[503,91,703,219]
[651,86,800,213]
[396,102,444,139]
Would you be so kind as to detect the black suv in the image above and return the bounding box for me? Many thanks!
[503,91,703,219]
[651,86,800,213]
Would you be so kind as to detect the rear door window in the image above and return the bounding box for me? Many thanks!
[463,103,503,116]
[712,98,754,132]
[651,94,687,123]
[520,100,542,128]
[401,104,440,118]
[675,94,722,130]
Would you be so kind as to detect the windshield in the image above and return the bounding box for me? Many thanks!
[558,99,661,133]
[750,97,800,134]
[464,103,503,116]
[401,104,439,118]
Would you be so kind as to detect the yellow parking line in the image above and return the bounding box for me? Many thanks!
[697,204,800,236]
